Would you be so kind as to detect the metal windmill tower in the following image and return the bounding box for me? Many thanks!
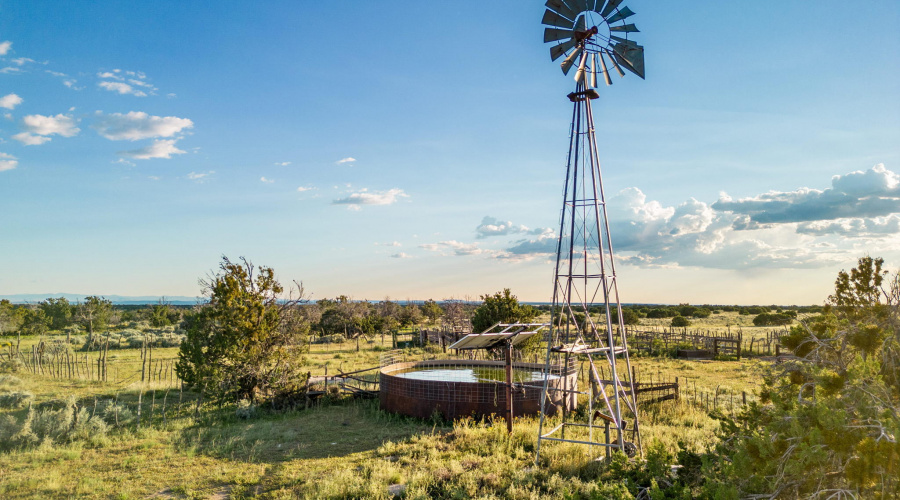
[535,0,645,461]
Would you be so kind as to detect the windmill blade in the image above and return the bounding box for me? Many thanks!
[545,0,577,22]
[569,0,590,13]
[599,0,624,17]
[604,48,625,77]
[598,51,613,85]
[594,0,608,14]
[574,14,587,33]
[610,23,640,33]
[590,54,598,88]
[550,38,578,61]
[613,42,645,79]
[561,46,583,75]
[544,27,574,43]
[605,6,635,24]
[542,9,576,29]
[610,35,638,47]
[575,50,588,83]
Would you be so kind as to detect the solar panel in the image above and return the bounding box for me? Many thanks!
[448,323,549,350]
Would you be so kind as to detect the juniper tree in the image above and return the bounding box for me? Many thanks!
[176,256,310,405]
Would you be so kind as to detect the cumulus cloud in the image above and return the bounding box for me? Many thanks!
[0,152,18,172]
[187,171,214,181]
[0,41,11,55]
[13,114,80,144]
[504,231,558,256]
[332,188,408,209]
[475,216,530,239]
[260,177,274,184]
[713,164,900,225]
[99,81,146,97]
[391,253,411,259]
[297,186,315,192]
[118,139,186,160]
[12,133,51,146]
[335,157,356,165]
[420,240,494,257]
[274,161,291,166]
[0,93,23,109]
[22,114,80,137]
[797,215,900,236]
[93,111,193,141]
[11,57,35,66]
[412,165,899,270]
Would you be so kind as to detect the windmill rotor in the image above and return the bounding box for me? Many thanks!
[541,0,645,82]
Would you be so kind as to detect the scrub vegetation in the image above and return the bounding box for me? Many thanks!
[0,256,895,498]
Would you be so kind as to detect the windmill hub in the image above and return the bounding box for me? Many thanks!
[573,26,599,42]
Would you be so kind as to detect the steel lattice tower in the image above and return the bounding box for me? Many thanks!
[535,0,646,462]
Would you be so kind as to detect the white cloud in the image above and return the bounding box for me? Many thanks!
[148,176,161,181]
[118,139,186,160]
[335,157,356,165]
[114,158,136,167]
[419,240,497,257]
[12,132,51,146]
[475,216,528,238]
[93,111,193,141]
[376,241,402,247]
[19,114,80,141]
[713,163,900,225]
[391,253,411,259]
[797,215,900,236]
[260,177,275,184]
[187,171,214,181]
[0,152,17,172]
[274,161,292,166]
[97,71,122,80]
[0,41,10,55]
[0,94,23,110]
[98,81,147,97]
[297,186,315,192]
[11,57,34,66]
[332,188,408,209]
[46,70,67,77]
[128,79,155,89]
[167,93,176,98]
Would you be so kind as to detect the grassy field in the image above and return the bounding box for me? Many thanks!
[0,316,775,499]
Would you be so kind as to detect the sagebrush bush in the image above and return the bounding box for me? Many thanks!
[0,374,24,389]
[99,400,135,426]
[0,358,24,374]
[0,397,111,450]
[0,391,34,409]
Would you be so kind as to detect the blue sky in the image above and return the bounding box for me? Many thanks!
[1,0,898,305]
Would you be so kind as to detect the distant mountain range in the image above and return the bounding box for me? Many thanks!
[0,293,202,305]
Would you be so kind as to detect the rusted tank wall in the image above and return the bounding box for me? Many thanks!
[379,359,577,421]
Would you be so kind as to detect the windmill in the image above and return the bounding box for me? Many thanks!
[535,0,645,461]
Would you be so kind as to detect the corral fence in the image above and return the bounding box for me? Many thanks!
[2,340,180,386]
[627,327,789,359]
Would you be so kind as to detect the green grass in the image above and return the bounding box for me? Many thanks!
[0,326,772,499]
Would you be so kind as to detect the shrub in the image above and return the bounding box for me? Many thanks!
[752,313,793,326]
[671,316,691,327]
[0,397,110,450]
[0,391,34,409]
[0,358,24,374]
[235,399,257,419]
[646,308,676,319]
[691,308,712,319]
[0,374,24,389]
